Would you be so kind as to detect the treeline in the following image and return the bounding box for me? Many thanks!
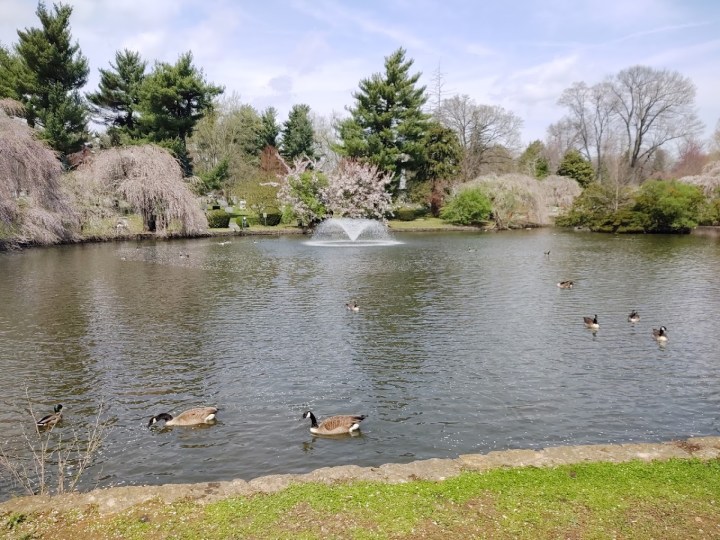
[2,2,720,241]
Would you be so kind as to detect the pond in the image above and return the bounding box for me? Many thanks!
[1,229,719,499]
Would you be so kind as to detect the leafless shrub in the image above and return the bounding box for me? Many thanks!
[0,393,111,496]
[73,145,207,235]
[540,175,583,209]
[0,112,78,248]
[678,160,720,197]
[465,173,550,228]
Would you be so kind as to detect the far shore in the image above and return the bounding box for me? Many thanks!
[4,221,719,253]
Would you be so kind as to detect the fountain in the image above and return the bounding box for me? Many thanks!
[305,217,402,247]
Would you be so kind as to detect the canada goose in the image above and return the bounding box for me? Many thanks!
[147,406,218,427]
[346,302,359,312]
[37,404,63,428]
[557,280,574,289]
[544,250,551,256]
[302,411,366,435]
[628,310,640,323]
[583,315,599,329]
[652,326,668,342]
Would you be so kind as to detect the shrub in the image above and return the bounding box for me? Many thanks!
[466,174,552,228]
[557,150,595,188]
[257,209,282,226]
[632,179,704,233]
[206,209,230,228]
[395,207,418,221]
[555,183,636,231]
[440,187,492,225]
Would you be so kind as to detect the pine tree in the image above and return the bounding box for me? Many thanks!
[336,48,430,196]
[86,49,147,142]
[258,106,280,149]
[0,45,22,100]
[137,51,223,175]
[557,150,595,187]
[12,2,90,155]
[280,104,315,162]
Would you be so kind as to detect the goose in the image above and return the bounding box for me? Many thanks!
[147,406,218,427]
[557,280,574,289]
[302,411,366,435]
[628,310,640,323]
[652,326,668,342]
[544,250,551,256]
[37,404,63,428]
[346,302,359,312]
[583,315,599,329]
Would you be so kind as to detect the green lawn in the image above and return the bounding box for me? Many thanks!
[4,459,719,539]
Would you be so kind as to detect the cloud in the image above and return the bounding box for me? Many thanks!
[1,0,719,144]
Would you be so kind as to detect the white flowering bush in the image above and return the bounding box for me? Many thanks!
[321,160,393,220]
[277,159,329,226]
[278,159,393,226]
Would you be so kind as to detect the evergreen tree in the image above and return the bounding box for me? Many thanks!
[12,2,89,154]
[86,49,146,142]
[416,121,462,184]
[557,150,595,187]
[280,104,315,162]
[137,51,223,175]
[258,106,280,149]
[0,45,22,100]
[336,48,430,196]
[518,140,550,179]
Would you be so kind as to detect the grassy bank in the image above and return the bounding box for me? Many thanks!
[3,459,718,539]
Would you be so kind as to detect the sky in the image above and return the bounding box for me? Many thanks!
[1,0,719,146]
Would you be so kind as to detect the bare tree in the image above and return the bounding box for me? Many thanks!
[671,137,709,178]
[558,82,616,181]
[709,119,720,160]
[429,62,450,116]
[311,111,342,169]
[610,65,703,181]
[437,95,523,180]
[545,118,580,173]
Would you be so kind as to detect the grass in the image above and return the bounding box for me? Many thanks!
[386,217,473,230]
[4,459,719,539]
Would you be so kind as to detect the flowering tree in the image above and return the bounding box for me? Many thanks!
[321,160,393,219]
[278,158,393,226]
[277,159,328,226]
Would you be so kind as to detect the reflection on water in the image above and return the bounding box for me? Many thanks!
[1,230,719,499]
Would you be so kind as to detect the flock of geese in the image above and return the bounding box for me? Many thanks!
[36,405,367,436]
[34,268,669,439]
[558,280,669,343]
[35,298,370,436]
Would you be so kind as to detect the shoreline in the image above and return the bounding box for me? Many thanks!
[2,436,718,516]
[3,223,719,252]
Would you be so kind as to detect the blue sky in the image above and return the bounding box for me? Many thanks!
[2,0,719,145]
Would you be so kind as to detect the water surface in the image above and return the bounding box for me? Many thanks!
[1,229,719,499]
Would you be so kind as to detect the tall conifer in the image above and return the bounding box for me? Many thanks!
[336,48,430,195]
